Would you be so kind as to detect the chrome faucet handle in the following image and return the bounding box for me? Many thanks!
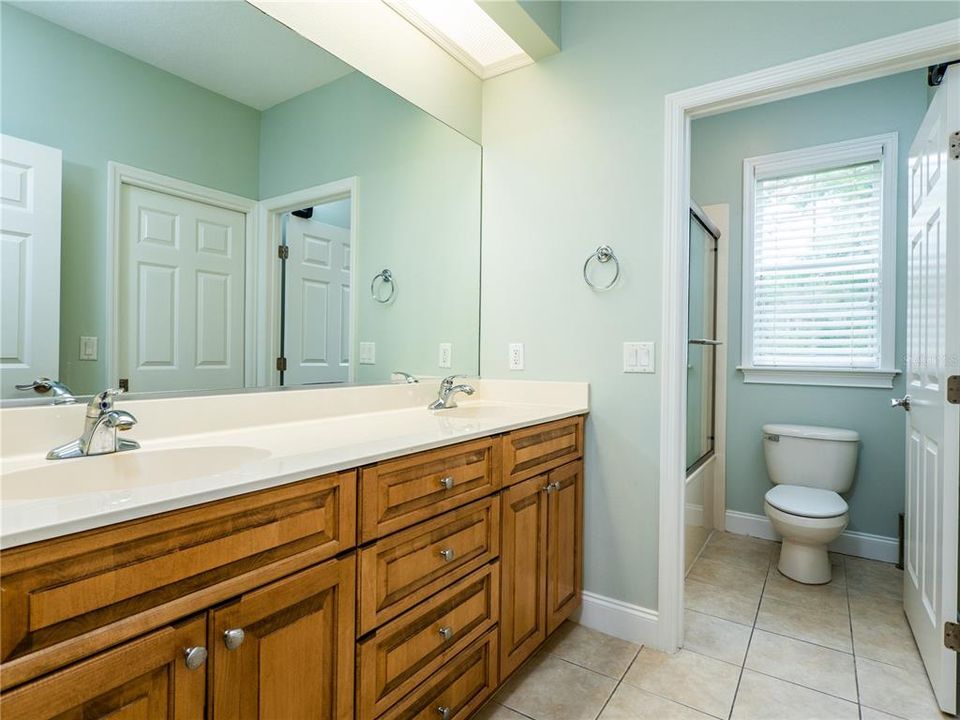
[440,374,467,388]
[88,387,125,415]
[16,377,76,404]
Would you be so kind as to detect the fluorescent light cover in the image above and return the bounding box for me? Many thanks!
[386,0,532,79]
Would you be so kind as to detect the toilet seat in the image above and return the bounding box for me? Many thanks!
[765,485,847,518]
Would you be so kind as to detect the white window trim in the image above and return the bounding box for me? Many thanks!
[739,132,901,389]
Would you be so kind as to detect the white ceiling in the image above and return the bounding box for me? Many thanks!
[13,0,356,111]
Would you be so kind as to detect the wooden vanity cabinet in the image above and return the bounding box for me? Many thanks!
[499,460,584,680]
[0,414,586,720]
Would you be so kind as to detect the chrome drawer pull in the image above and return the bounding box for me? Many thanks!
[437,706,451,720]
[438,476,455,490]
[438,626,453,640]
[439,548,456,562]
[183,646,207,670]
[223,628,245,651]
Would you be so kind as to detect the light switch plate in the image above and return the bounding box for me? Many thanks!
[359,341,376,365]
[623,341,655,373]
[438,343,452,369]
[508,343,524,371]
[79,336,98,361]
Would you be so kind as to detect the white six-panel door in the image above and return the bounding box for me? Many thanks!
[903,64,959,714]
[0,134,61,399]
[118,184,246,393]
[283,215,350,386]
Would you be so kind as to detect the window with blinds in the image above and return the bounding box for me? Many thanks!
[741,134,898,386]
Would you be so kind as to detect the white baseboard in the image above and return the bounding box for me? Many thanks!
[724,510,899,564]
[572,591,660,647]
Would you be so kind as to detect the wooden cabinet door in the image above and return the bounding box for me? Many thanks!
[209,556,355,720]
[499,474,548,680]
[546,461,583,634]
[0,615,206,720]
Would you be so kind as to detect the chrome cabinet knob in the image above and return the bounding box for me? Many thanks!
[438,476,455,490]
[438,626,453,640]
[891,395,912,411]
[542,481,560,493]
[183,646,207,670]
[439,548,456,562]
[437,706,451,720]
[223,628,245,651]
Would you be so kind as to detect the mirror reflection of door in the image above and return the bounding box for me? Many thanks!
[280,198,352,386]
[117,184,246,393]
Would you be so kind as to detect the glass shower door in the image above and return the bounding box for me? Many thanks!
[686,210,719,473]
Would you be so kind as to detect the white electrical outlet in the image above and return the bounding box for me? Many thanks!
[438,343,452,368]
[508,343,524,371]
[623,342,655,373]
[79,336,98,361]
[359,341,376,365]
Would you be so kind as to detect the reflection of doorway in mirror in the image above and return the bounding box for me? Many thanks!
[280,197,352,386]
[0,134,62,400]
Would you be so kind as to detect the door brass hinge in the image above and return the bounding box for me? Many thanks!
[945,622,960,652]
[119,378,129,392]
[278,245,289,260]
[948,376,960,405]
[951,131,960,161]
[276,357,287,372]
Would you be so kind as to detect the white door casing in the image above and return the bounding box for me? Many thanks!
[0,134,62,399]
[283,215,351,385]
[903,64,959,714]
[117,184,246,393]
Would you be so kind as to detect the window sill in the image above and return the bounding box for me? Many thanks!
[737,366,901,389]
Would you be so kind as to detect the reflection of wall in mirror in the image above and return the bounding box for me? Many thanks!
[0,3,480,396]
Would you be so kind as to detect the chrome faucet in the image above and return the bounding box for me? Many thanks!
[47,388,140,460]
[428,375,475,410]
[15,377,76,405]
[393,371,419,384]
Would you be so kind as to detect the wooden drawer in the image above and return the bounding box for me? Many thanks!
[359,497,500,635]
[502,417,583,486]
[0,615,207,720]
[379,629,498,720]
[361,437,501,542]
[358,563,499,719]
[0,470,356,689]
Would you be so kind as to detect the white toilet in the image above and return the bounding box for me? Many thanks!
[762,424,859,584]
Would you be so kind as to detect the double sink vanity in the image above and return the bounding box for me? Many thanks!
[0,379,588,719]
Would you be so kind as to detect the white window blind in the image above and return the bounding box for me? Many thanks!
[750,159,884,369]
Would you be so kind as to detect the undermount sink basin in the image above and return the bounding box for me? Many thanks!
[2,446,272,500]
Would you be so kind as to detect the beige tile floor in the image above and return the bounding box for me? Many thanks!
[476,532,947,720]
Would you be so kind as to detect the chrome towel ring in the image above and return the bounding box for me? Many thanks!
[583,245,620,290]
[371,269,396,303]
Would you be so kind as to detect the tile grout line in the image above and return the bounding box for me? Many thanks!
[843,555,864,720]
[725,549,775,720]
[589,646,642,720]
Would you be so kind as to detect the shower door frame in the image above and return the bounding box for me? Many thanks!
[656,20,960,653]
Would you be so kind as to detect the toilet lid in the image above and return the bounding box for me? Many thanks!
[765,485,848,518]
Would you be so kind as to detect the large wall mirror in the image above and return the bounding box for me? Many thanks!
[0,1,481,402]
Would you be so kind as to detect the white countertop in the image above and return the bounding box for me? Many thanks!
[0,381,587,548]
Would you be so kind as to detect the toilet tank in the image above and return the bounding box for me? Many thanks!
[762,424,859,493]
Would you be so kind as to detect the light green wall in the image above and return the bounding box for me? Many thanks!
[691,69,928,539]
[480,2,959,610]
[0,4,261,394]
[518,0,562,48]
[259,72,481,382]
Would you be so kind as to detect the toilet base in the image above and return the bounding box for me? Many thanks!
[777,539,832,584]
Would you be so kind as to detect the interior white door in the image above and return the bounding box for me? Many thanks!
[283,215,350,385]
[118,184,246,393]
[0,134,62,399]
[903,64,959,714]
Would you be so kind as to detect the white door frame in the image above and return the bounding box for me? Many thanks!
[257,178,358,387]
[106,162,259,390]
[658,20,960,652]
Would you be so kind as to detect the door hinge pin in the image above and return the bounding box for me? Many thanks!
[276,357,287,372]
[951,131,960,161]
[278,245,289,260]
[948,376,960,405]
[944,621,960,652]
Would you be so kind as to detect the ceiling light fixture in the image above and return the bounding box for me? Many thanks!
[385,0,532,80]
